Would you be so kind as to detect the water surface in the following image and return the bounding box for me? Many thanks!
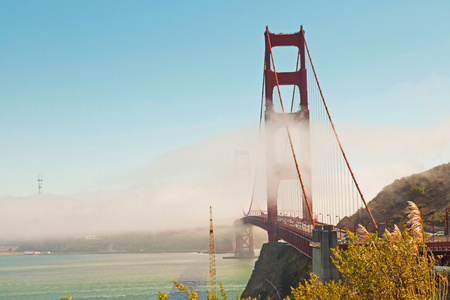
[0,252,256,300]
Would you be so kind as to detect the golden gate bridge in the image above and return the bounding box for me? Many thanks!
[236,27,450,261]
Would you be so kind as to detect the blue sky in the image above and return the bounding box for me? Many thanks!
[0,1,449,237]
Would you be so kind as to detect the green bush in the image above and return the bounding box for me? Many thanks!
[289,230,448,299]
[159,202,448,300]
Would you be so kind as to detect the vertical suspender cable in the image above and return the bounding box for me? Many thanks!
[301,31,377,229]
[291,50,301,217]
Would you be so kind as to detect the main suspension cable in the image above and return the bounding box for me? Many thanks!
[246,59,266,216]
[301,30,377,229]
[290,50,301,113]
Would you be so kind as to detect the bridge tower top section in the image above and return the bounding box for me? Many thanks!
[264,27,308,114]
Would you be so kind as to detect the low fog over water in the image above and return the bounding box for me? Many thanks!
[1,117,449,241]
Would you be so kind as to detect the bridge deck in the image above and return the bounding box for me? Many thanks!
[242,215,450,259]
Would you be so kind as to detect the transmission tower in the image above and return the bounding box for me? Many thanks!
[209,206,217,296]
[37,173,43,194]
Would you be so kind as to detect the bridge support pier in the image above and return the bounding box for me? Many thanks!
[234,221,255,258]
[311,225,340,283]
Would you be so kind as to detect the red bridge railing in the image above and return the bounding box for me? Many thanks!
[242,214,450,259]
[426,240,450,256]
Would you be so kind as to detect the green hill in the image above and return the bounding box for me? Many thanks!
[339,162,450,232]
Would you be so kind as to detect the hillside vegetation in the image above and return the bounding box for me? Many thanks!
[340,162,450,231]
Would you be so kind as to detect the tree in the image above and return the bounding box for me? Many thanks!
[289,202,448,300]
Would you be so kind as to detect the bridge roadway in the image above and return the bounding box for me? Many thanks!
[243,212,321,258]
[242,212,450,259]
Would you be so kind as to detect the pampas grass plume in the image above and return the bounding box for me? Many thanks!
[406,201,423,242]
[356,224,370,243]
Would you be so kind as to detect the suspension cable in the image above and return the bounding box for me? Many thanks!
[246,59,266,216]
[266,28,315,226]
[301,31,377,229]
[290,50,301,113]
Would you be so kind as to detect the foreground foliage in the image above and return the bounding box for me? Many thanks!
[159,229,448,300]
[158,281,229,300]
[159,202,448,300]
[290,231,448,299]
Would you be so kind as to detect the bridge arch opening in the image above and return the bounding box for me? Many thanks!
[270,46,301,73]
[271,85,302,113]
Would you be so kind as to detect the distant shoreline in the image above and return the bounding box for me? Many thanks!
[0,250,236,256]
[0,252,23,256]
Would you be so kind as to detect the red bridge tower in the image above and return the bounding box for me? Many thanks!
[264,27,312,243]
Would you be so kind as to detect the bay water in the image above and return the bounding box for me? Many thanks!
[0,252,257,300]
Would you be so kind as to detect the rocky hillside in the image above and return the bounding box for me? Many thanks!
[339,162,450,231]
[241,243,311,299]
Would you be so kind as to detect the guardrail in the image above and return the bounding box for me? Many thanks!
[426,241,450,255]
[242,215,450,258]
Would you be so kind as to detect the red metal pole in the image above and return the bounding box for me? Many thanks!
[446,208,449,237]
[299,26,308,111]
[264,27,277,243]
[298,26,312,222]
[385,219,393,231]
[429,222,435,235]
[235,230,242,255]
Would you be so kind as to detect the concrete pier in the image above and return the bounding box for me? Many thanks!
[311,225,340,283]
